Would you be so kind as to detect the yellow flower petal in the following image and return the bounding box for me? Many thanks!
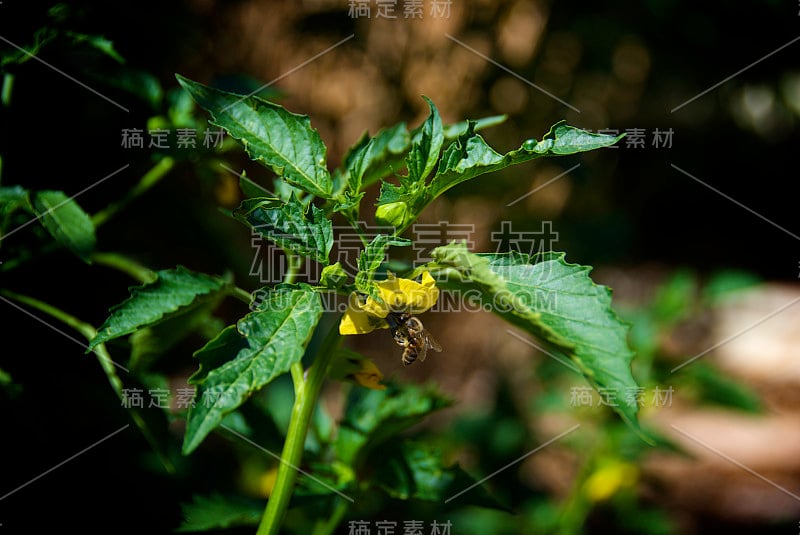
[351,359,386,390]
[339,293,388,335]
[583,461,638,502]
[339,271,439,335]
[365,271,439,316]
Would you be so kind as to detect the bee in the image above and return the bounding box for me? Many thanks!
[385,312,442,366]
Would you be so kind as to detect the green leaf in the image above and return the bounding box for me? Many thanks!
[183,287,323,454]
[429,243,643,434]
[335,382,451,466]
[373,99,444,229]
[320,262,349,289]
[176,74,333,198]
[442,114,507,139]
[376,120,622,232]
[375,441,509,511]
[95,68,163,109]
[0,186,31,236]
[188,325,249,385]
[233,194,333,264]
[65,31,124,63]
[427,121,623,201]
[683,362,762,413]
[406,96,444,183]
[237,170,273,199]
[129,298,224,373]
[337,111,505,198]
[32,190,96,262]
[0,185,29,213]
[177,494,262,532]
[354,234,411,298]
[88,266,227,351]
[342,122,410,194]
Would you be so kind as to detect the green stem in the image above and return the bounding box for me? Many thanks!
[1,73,13,107]
[229,285,254,305]
[91,156,175,227]
[91,251,157,283]
[256,321,342,535]
[283,253,303,284]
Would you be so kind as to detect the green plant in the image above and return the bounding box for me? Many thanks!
[0,58,645,532]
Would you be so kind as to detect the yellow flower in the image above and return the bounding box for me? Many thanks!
[583,460,638,502]
[351,358,387,390]
[339,271,439,335]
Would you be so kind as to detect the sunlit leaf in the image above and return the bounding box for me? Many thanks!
[429,242,644,435]
[176,74,333,198]
[233,195,333,264]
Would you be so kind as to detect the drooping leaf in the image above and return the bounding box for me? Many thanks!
[335,382,451,466]
[354,234,411,298]
[88,266,227,351]
[177,494,262,532]
[429,242,643,435]
[176,74,333,198]
[233,194,333,264]
[183,287,323,454]
[31,190,96,262]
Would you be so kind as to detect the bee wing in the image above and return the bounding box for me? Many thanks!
[424,330,443,353]
[417,339,429,362]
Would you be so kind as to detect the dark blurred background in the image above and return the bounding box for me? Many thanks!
[2,0,799,533]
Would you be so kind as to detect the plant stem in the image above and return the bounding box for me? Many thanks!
[91,156,175,227]
[283,253,303,284]
[91,251,157,283]
[229,285,254,305]
[256,321,342,535]
[1,73,13,107]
